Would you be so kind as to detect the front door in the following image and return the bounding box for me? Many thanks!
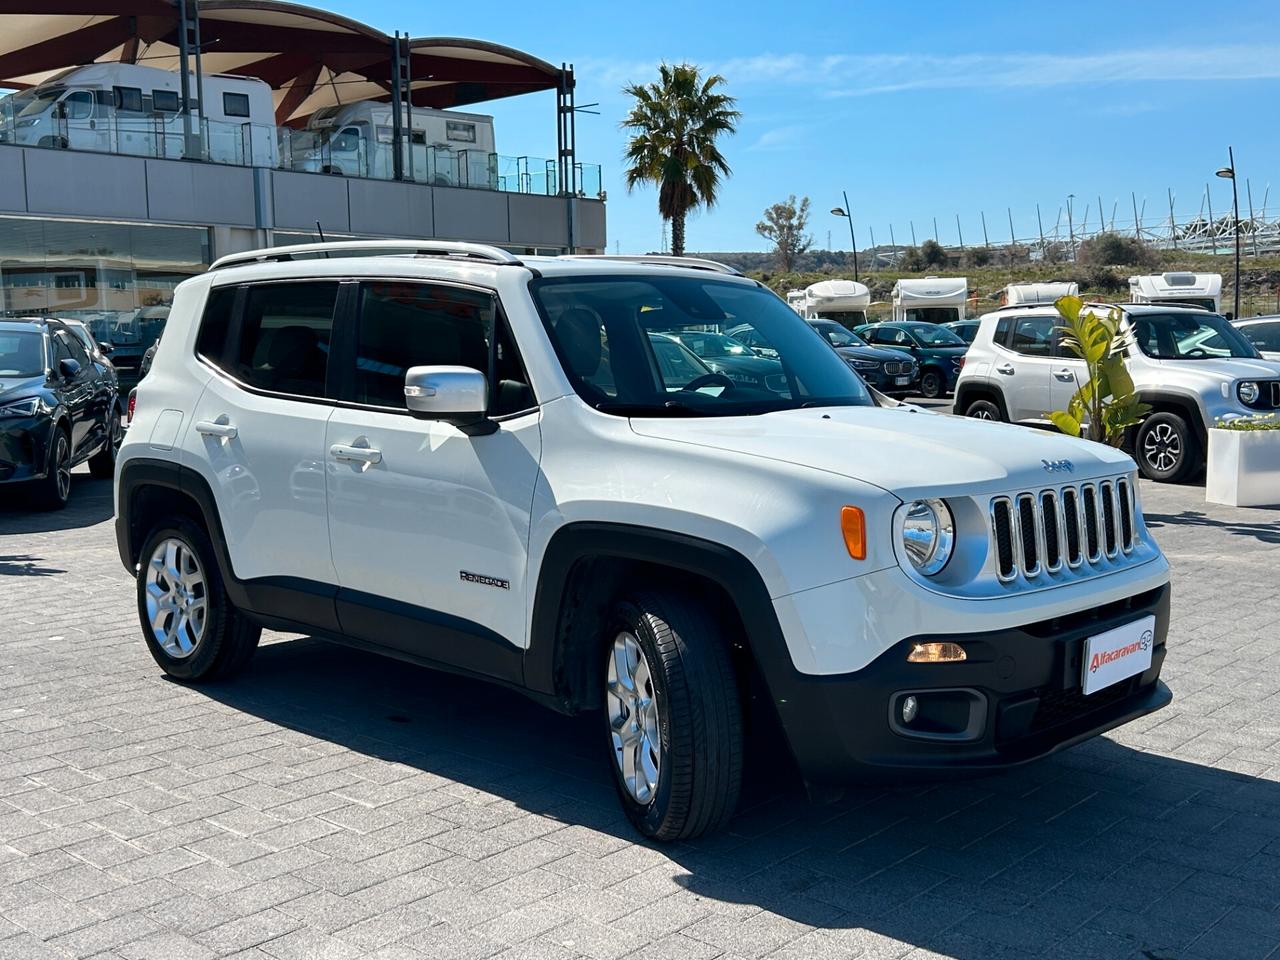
[324,280,542,673]
[1000,314,1058,422]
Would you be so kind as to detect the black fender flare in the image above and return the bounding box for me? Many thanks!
[954,381,1008,419]
[1133,391,1207,447]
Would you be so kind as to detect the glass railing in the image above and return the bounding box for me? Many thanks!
[0,103,604,199]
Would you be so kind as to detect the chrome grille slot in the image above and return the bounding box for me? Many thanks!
[988,474,1143,586]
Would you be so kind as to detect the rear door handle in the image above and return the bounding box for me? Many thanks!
[996,363,1015,375]
[1054,369,1077,382]
[195,419,237,439]
[329,443,382,465]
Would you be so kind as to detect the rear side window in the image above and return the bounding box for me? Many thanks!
[113,86,143,113]
[195,286,237,362]
[232,282,338,397]
[152,90,180,113]
[223,92,250,118]
[994,316,1015,346]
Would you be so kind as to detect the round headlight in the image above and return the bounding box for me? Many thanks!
[1239,381,1260,405]
[901,499,955,576]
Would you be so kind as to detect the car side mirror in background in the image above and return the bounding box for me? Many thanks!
[404,366,495,435]
[1225,312,1235,322]
[58,358,81,380]
[98,342,114,355]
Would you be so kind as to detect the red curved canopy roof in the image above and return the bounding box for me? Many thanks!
[0,0,566,124]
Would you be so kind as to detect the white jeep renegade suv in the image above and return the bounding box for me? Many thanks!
[116,242,1172,840]
[955,302,1280,482]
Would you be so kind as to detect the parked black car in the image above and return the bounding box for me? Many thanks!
[854,321,969,399]
[943,319,981,344]
[803,319,920,397]
[0,318,121,508]
[663,329,787,393]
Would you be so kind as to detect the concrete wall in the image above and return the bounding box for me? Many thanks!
[0,144,605,252]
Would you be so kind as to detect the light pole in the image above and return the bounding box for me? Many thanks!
[1216,148,1241,319]
[831,191,859,282]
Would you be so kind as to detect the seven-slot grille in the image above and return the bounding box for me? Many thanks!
[991,477,1136,583]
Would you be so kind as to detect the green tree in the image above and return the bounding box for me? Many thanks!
[1077,231,1157,268]
[755,195,812,272]
[900,246,925,271]
[1047,296,1149,446]
[921,239,946,267]
[621,63,740,257]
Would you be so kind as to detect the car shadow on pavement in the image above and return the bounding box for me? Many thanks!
[195,637,1280,960]
[1145,509,1280,544]
[0,473,114,534]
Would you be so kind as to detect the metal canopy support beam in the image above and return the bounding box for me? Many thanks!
[390,31,404,181]
[176,0,194,155]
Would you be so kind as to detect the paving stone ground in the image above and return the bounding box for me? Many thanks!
[1,469,1278,960]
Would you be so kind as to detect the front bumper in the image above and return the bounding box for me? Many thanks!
[0,417,52,483]
[859,367,919,396]
[769,582,1171,784]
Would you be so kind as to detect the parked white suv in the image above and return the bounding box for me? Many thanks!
[116,242,1173,840]
[955,302,1280,482]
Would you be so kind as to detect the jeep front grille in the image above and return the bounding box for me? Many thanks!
[991,477,1136,585]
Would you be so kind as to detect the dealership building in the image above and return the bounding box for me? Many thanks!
[0,0,605,372]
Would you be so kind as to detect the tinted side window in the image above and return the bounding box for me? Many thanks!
[51,333,74,365]
[61,330,91,367]
[233,282,337,397]
[1010,316,1055,356]
[223,92,250,118]
[1246,322,1280,352]
[994,316,1014,346]
[195,286,238,363]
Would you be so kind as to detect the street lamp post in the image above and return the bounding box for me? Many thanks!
[1216,148,1241,319]
[831,191,859,282]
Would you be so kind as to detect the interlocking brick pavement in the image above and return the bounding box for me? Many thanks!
[1,470,1278,959]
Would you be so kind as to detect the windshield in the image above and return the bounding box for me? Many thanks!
[1130,312,1260,360]
[904,323,966,346]
[810,321,867,348]
[17,89,62,118]
[0,331,45,377]
[667,330,753,358]
[532,274,874,416]
[904,307,960,324]
[1150,297,1216,312]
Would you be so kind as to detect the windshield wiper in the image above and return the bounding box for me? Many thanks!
[594,400,708,417]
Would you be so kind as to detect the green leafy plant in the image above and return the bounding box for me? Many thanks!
[1214,413,1280,431]
[1046,295,1150,446]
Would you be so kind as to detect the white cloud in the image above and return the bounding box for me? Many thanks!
[748,125,803,151]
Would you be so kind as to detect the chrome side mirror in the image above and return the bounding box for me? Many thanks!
[404,365,493,433]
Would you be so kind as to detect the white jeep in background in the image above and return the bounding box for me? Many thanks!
[955,302,1280,482]
[116,242,1172,840]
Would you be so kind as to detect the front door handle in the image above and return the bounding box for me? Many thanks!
[1054,369,1077,382]
[330,442,382,465]
[996,363,1015,375]
[195,419,237,439]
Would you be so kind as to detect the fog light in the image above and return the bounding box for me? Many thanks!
[907,641,967,663]
[901,695,918,724]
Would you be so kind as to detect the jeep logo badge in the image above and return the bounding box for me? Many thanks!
[1041,459,1074,474]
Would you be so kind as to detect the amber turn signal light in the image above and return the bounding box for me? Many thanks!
[907,642,967,663]
[841,506,866,560]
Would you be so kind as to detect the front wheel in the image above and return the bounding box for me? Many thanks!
[1136,412,1199,482]
[32,428,72,510]
[919,368,945,399]
[603,592,742,841]
[136,520,261,681]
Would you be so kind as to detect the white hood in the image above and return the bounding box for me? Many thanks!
[630,406,1134,501]
[1148,356,1280,383]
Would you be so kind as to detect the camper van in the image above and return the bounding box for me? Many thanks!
[892,276,968,324]
[1003,280,1079,306]
[287,103,497,187]
[800,279,871,326]
[1129,272,1222,313]
[784,290,806,315]
[0,63,276,166]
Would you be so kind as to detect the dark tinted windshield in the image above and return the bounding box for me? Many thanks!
[809,321,866,348]
[0,331,45,377]
[532,274,874,416]
[904,323,966,346]
[1130,312,1260,360]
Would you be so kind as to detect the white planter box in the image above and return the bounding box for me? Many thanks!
[1206,429,1280,507]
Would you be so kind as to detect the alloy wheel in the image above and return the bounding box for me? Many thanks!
[970,407,995,420]
[606,631,661,804]
[1143,422,1182,473]
[144,538,208,659]
[54,434,71,501]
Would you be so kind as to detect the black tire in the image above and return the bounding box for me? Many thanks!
[1136,412,1200,483]
[32,426,72,511]
[603,591,743,841]
[88,408,121,479]
[919,368,945,399]
[964,398,1003,421]
[135,519,261,681]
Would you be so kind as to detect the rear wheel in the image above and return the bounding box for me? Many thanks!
[920,368,945,399]
[136,519,261,681]
[603,591,742,841]
[32,428,72,510]
[964,398,1002,421]
[1136,412,1199,482]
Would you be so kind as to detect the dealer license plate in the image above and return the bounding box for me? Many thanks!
[895,376,911,385]
[1082,615,1155,695]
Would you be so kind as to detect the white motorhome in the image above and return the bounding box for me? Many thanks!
[0,63,276,166]
[785,290,806,315]
[287,103,496,187]
[892,276,968,324]
[1003,281,1078,306]
[1129,272,1222,313]
[800,279,871,325]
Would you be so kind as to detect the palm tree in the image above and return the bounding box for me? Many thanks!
[620,64,739,257]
